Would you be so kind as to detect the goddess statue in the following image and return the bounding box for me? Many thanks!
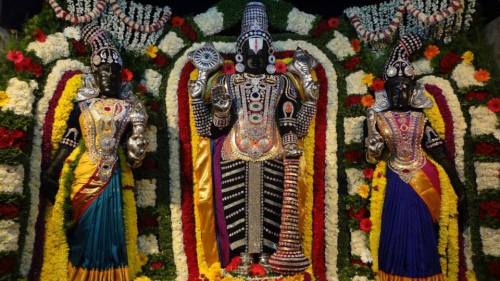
[187,2,318,275]
[40,24,148,280]
[365,34,465,281]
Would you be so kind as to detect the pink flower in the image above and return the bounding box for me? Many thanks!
[6,50,24,64]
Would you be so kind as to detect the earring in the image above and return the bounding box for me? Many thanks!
[266,48,276,74]
[235,51,245,73]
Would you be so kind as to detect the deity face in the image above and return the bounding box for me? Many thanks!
[241,38,270,75]
[93,63,122,98]
[385,76,414,110]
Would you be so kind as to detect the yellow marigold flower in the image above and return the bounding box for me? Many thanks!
[461,51,474,65]
[0,90,9,107]
[357,184,370,198]
[134,276,151,281]
[145,45,159,59]
[362,73,375,87]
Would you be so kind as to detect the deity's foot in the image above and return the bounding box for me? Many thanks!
[234,252,252,275]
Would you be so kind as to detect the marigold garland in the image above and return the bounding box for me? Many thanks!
[40,143,83,281]
[423,91,446,139]
[368,160,387,273]
[50,74,82,152]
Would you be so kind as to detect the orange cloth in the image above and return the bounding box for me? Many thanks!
[408,169,441,222]
[378,270,444,281]
[68,263,129,281]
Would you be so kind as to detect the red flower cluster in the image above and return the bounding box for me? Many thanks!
[370,79,385,91]
[249,263,266,277]
[275,61,287,74]
[465,91,489,102]
[223,62,236,75]
[359,218,372,232]
[138,214,159,229]
[33,28,47,42]
[71,39,87,56]
[150,260,164,270]
[344,95,362,107]
[345,150,363,163]
[474,142,499,157]
[343,56,361,71]
[153,52,168,67]
[121,68,134,82]
[479,200,500,220]
[349,207,369,221]
[224,256,241,272]
[6,50,43,77]
[311,17,340,37]
[362,167,374,180]
[487,97,500,113]
[171,16,185,27]
[0,127,26,149]
[439,52,461,73]
[0,203,20,219]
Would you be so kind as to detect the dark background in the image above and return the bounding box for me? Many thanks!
[1,0,499,31]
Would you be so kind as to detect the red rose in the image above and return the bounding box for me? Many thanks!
[0,204,20,219]
[6,50,24,64]
[171,16,185,27]
[121,68,133,82]
[351,39,361,52]
[465,91,489,101]
[180,23,197,41]
[353,207,368,221]
[439,52,461,73]
[249,263,266,277]
[0,256,15,274]
[344,95,362,106]
[223,62,236,75]
[311,19,329,37]
[136,83,147,95]
[487,97,500,113]
[224,256,241,272]
[29,63,43,77]
[72,40,87,56]
[359,218,372,232]
[153,53,168,67]
[33,28,47,42]
[0,127,14,149]
[345,150,363,163]
[275,61,287,74]
[362,167,374,180]
[15,57,32,72]
[343,56,361,70]
[138,214,158,229]
[151,261,164,270]
[327,17,341,29]
[371,79,385,91]
[474,142,497,156]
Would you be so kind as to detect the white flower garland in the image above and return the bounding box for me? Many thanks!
[0,164,24,194]
[62,26,81,41]
[26,33,70,65]
[145,125,157,152]
[352,276,371,281]
[326,31,356,61]
[451,62,484,89]
[345,70,368,95]
[474,162,500,192]
[135,179,157,208]
[469,106,500,140]
[3,77,37,116]
[418,76,467,180]
[138,233,160,255]
[350,230,372,264]
[166,40,339,280]
[193,7,224,37]
[479,227,500,257]
[346,168,365,196]
[344,116,366,145]
[286,8,316,36]
[412,59,434,76]
[158,31,185,58]
[0,220,20,252]
[143,69,162,97]
[20,59,85,276]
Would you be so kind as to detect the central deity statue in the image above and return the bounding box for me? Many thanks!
[187,2,318,275]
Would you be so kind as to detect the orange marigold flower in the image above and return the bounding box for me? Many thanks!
[361,94,374,107]
[474,69,490,82]
[351,39,361,52]
[424,45,440,60]
[171,16,185,27]
[121,68,133,82]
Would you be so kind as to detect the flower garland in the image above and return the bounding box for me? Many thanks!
[368,160,387,272]
[21,59,84,276]
[26,33,70,65]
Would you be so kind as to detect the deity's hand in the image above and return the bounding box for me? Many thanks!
[211,84,231,116]
[127,133,148,168]
[288,47,318,79]
[188,79,206,99]
[284,143,303,158]
[188,42,223,77]
[365,133,384,156]
[41,172,59,204]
